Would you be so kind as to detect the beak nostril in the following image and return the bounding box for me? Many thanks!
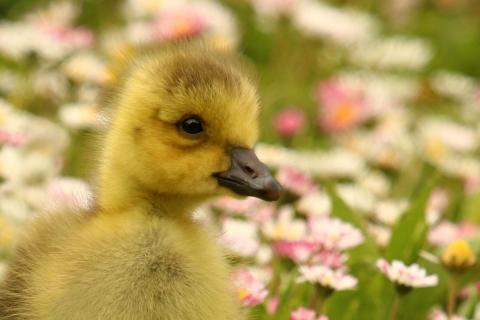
[243,165,257,178]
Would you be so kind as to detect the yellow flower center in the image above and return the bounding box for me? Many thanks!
[425,137,446,160]
[172,17,198,38]
[333,103,358,126]
[273,225,286,239]
[441,239,476,270]
[238,288,249,300]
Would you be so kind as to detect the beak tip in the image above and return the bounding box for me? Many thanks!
[214,147,283,201]
[261,179,282,201]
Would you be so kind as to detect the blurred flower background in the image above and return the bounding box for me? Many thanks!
[1,0,480,319]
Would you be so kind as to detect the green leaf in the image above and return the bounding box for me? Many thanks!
[326,272,391,320]
[386,170,439,263]
[249,304,268,320]
[458,286,479,318]
[325,185,389,319]
[397,260,449,320]
[326,184,379,263]
[460,190,480,223]
[274,272,299,319]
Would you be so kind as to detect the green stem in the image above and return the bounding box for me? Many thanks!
[318,298,326,315]
[282,136,293,148]
[269,255,282,295]
[389,294,401,320]
[309,286,321,310]
[447,276,458,319]
[309,293,326,315]
[310,285,331,315]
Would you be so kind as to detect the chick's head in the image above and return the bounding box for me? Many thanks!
[106,43,281,202]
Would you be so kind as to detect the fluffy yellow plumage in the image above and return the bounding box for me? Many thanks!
[0,41,280,319]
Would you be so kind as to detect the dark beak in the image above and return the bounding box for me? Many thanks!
[214,147,282,201]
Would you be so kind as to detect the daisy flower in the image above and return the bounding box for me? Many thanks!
[262,206,307,241]
[220,218,259,257]
[297,265,357,290]
[376,259,438,288]
[429,307,466,320]
[290,307,328,320]
[273,107,306,138]
[232,268,268,307]
[273,240,317,263]
[316,79,367,133]
[276,166,317,196]
[308,217,364,251]
[441,239,476,271]
[296,191,331,217]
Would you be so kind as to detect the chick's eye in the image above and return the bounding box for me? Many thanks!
[179,117,204,136]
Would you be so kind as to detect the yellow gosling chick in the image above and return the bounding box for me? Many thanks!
[0,41,281,320]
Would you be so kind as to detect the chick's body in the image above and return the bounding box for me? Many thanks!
[0,42,281,319]
[1,208,237,320]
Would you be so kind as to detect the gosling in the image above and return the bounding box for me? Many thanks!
[0,41,281,320]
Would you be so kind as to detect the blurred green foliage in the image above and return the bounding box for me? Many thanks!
[0,0,477,155]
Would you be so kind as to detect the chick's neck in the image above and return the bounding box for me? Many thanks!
[96,162,206,218]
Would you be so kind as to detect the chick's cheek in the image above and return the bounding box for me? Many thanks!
[215,150,232,173]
